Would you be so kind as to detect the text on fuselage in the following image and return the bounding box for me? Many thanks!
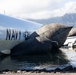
[6,29,21,40]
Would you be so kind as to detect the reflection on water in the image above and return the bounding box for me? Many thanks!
[0,49,69,71]
[61,47,76,68]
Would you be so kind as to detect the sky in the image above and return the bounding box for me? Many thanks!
[0,0,76,19]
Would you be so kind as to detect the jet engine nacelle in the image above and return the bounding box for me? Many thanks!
[11,24,72,56]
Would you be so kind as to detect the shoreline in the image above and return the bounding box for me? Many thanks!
[0,71,76,75]
[0,65,76,75]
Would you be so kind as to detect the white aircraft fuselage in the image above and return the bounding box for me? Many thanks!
[0,14,43,54]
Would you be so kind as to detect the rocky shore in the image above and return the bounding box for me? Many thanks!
[0,65,76,75]
[1,72,76,75]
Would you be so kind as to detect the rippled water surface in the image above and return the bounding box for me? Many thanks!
[0,47,76,71]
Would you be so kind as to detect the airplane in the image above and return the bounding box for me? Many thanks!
[0,14,43,55]
[0,14,72,56]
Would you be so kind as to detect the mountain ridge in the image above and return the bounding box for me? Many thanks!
[27,13,76,26]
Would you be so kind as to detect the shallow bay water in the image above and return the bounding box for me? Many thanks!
[0,47,76,71]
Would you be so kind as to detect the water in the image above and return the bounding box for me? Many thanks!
[61,47,76,67]
[0,47,76,71]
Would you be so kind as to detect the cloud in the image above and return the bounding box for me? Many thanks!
[0,0,51,13]
[0,0,76,19]
[65,1,76,13]
[22,1,76,19]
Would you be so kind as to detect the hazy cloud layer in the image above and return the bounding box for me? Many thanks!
[0,0,76,19]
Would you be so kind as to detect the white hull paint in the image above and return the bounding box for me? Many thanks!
[0,39,23,54]
[0,14,43,54]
